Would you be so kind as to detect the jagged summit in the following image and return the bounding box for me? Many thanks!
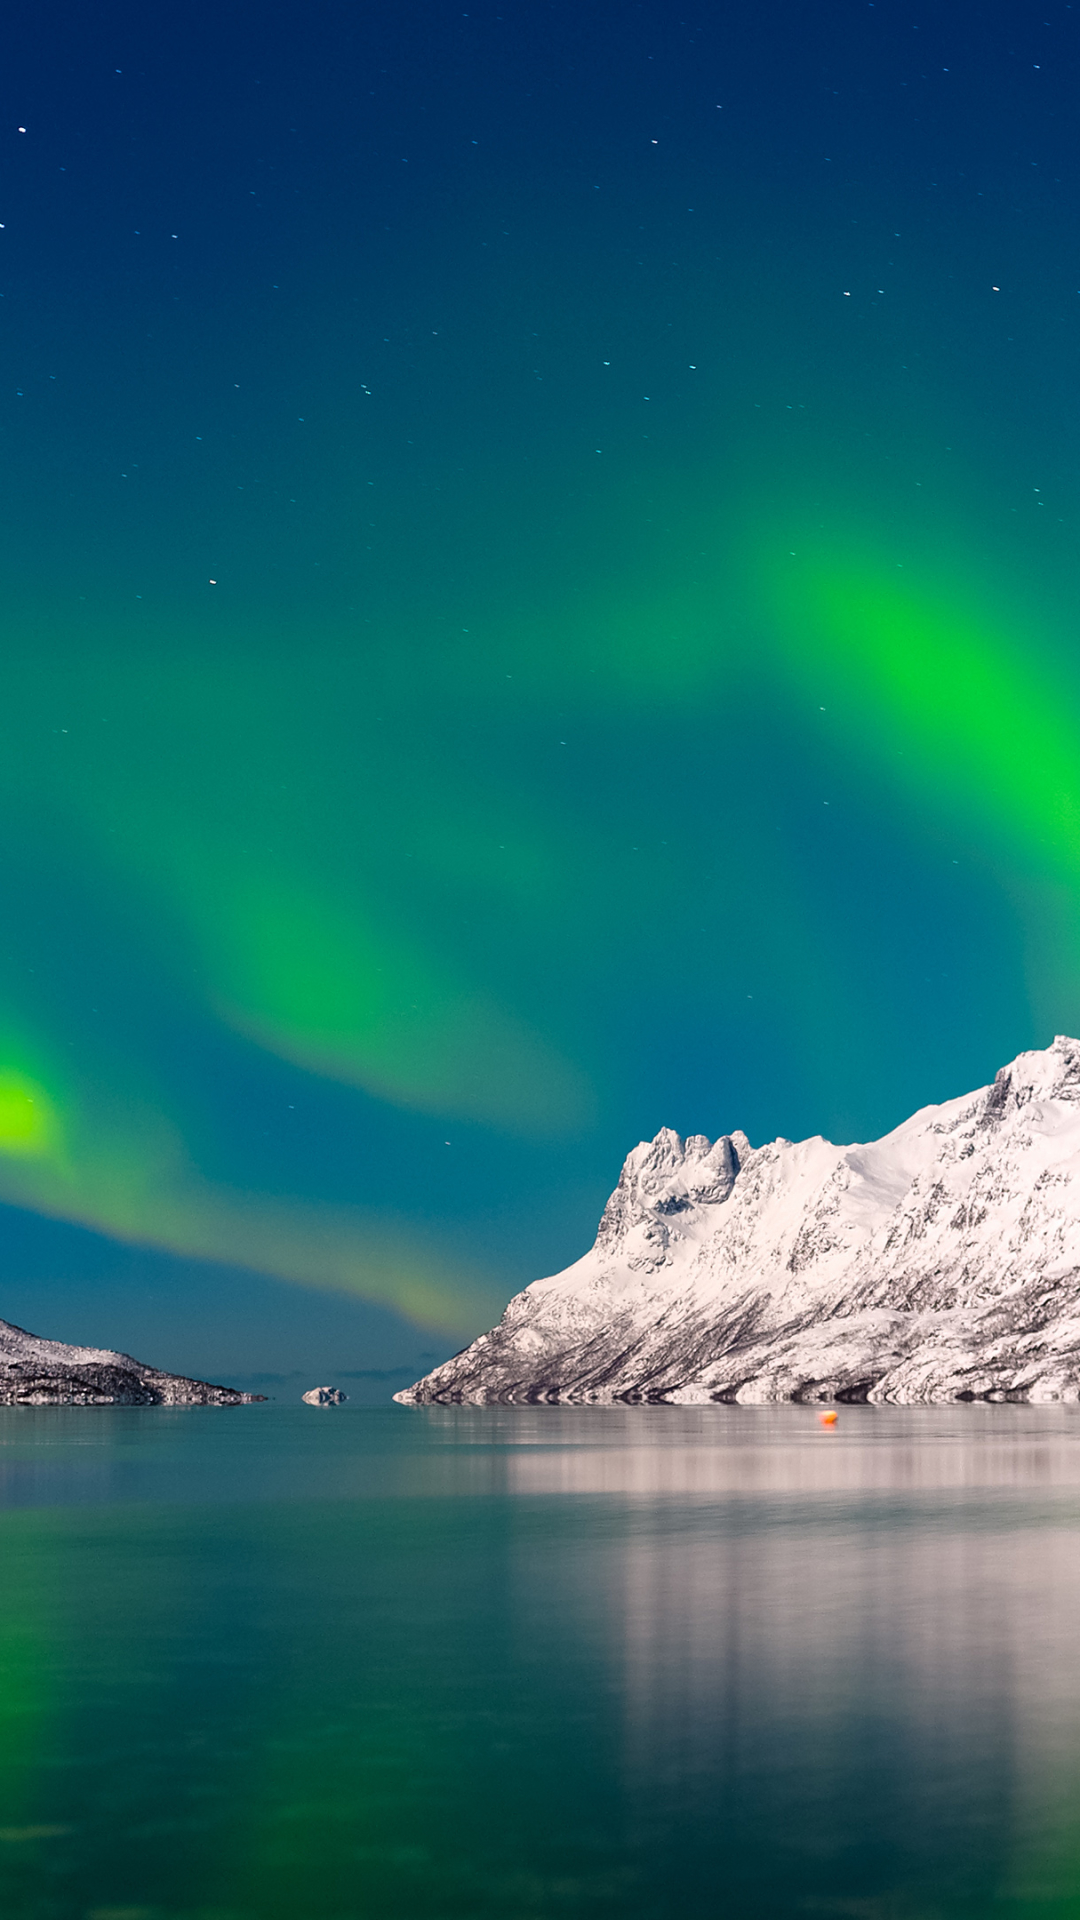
[0,1317,260,1406]
[397,1037,1080,1407]
[593,1127,745,1270]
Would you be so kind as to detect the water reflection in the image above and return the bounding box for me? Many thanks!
[496,1409,1080,1915]
[0,1407,1078,1916]
[505,1420,1080,1495]
[3,1402,1080,1506]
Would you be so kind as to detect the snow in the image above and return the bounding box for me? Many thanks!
[0,1317,255,1405]
[397,1036,1080,1406]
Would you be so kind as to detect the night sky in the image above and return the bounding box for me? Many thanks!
[0,0,1076,1383]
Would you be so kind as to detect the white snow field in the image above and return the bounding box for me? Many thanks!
[398,1037,1080,1406]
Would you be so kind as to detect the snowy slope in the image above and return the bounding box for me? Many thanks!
[0,1318,259,1405]
[397,1036,1080,1406]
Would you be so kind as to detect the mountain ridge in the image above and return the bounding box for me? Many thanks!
[0,1318,261,1405]
[397,1037,1080,1406]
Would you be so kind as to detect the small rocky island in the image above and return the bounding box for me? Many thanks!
[398,1037,1080,1407]
[0,1318,260,1405]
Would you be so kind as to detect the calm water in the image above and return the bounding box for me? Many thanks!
[2,1405,1080,1918]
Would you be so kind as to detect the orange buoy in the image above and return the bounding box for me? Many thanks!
[818,1409,838,1427]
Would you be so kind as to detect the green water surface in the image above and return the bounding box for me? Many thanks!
[1,1402,1079,1919]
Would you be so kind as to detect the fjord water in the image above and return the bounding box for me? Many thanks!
[2,1409,1080,1919]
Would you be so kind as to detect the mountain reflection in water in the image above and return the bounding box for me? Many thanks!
[0,1404,1077,1918]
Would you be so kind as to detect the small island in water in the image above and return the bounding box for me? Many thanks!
[0,1319,260,1405]
[398,1036,1080,1408]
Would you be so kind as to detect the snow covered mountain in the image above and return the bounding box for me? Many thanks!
[0,1319,260,1405]
[397,1037,1080,1406]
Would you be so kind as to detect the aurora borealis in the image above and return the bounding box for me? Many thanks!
[1,0,1078,1373]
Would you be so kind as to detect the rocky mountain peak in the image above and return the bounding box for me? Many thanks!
[595,1126,746,1250]
[1014,1034,1080,1101]
[398,1037,1080,1407]
[972,1036,1080,1132]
